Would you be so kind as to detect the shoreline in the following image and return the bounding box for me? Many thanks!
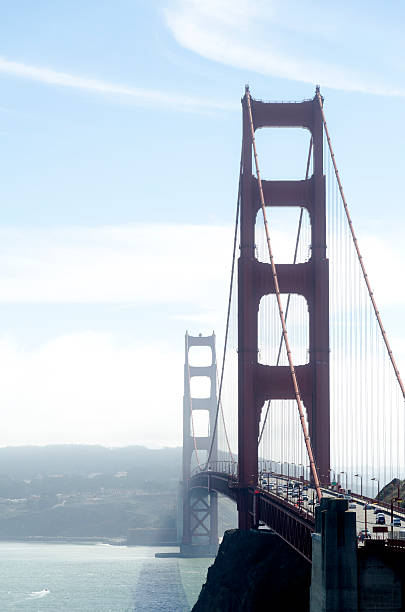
[0,536,127,545]
[0,537,181,547]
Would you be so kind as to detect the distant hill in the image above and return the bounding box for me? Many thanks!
[380,478,405,508]
[0,445,238,539]
[0,444,182,481]
[0,445,182,539]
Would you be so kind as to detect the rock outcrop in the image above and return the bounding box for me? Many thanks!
[192,528,311,611]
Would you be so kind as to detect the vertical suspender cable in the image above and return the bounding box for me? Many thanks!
[316,91,405,401]
[245,88,322,501]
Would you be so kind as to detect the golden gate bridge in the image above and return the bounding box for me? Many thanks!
[179,87,405,566]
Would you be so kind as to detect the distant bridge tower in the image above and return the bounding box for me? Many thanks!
[180,331,218,556]
[238,89,330,529]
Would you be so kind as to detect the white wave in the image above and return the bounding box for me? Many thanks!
[28,589,50,599]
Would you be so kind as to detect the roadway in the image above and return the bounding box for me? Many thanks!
[259,472,405,541]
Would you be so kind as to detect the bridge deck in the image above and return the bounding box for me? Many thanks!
[190,468,405,563]
[190,471,314,562]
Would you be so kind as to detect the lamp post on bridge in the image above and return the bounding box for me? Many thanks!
[275,461,281,494]
[339,471,347,493]
[306,464,311,490]
[391,497,401,539]
[354,473,363,498]
[298,463,304,482]
[282,461,289,480]
[371,477,380,504]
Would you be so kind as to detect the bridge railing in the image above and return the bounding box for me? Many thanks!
[191,460,238,477]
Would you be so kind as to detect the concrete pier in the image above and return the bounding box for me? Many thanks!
[310,497,405,611]
[310,498,358,611]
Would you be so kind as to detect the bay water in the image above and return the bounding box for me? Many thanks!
[0,542,213,611]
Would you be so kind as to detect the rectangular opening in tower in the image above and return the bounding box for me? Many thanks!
[254,127,312,181]
[258,399,310,479]
[188,345,213,367]
[255,207,312,265]
[190,410,210,438]
[190,376,211,399]
[258,294,309,366]
[190,449,208,471]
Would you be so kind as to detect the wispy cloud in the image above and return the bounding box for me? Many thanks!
[164,0,405,97]
[0,56,235,113]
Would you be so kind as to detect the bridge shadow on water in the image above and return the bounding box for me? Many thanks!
[131,560,189,612]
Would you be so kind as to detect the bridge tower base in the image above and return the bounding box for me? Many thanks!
[310,498,358,611]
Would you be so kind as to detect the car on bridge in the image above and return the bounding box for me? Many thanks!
[393,517,401,527]
[376,514,386,525]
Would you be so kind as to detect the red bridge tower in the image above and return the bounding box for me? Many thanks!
[238,89,330,529]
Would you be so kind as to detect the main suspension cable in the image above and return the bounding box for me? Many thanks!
[245,87,322,501]
[258,137,313,444]
[316,89,405,401]
[205,150,242,468]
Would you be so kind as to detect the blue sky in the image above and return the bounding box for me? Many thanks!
[0,0,404,447]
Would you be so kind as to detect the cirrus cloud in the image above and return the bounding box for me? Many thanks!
[164,0,405,97]
[0,55,235,113]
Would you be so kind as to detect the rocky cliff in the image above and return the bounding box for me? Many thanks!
[192,529,311,611]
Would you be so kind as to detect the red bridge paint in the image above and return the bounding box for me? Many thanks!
[238,91,330,529]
